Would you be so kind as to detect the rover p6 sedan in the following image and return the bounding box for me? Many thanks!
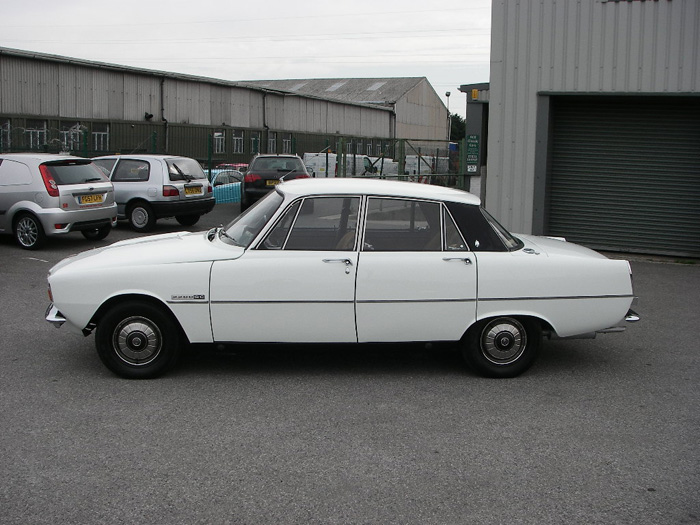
[46,178,638,379]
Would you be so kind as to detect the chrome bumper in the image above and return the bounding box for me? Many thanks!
[45,304,65,328]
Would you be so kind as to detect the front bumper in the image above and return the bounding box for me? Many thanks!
[45,304,65,328]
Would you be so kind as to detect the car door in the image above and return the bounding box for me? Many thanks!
[355,197,477,342]
[209,195,361,343]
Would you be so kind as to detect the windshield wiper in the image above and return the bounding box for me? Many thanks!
[172,163,194,182]
[218,226,242,246]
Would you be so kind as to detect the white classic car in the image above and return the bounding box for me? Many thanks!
[46,178,638,379]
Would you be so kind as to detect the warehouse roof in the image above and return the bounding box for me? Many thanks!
[237,78,427,107]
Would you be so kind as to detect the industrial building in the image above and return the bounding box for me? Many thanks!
[463,0,700,258]
[0,47,449,165]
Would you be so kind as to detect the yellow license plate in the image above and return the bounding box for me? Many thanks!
[266,179,280,187]
[185,186,202,195]
[80,194,103,204]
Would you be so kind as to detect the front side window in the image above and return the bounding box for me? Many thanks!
[222,191,284,248]
[111,159,150,182]
[262,197,360,251]
[363,198,441,251]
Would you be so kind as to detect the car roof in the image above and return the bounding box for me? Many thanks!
[278,178,481,205]
[92,154,190,160]
[0,153,87,163]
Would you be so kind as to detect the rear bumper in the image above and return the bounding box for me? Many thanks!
[37,203,118,236]
[150,196,216,218]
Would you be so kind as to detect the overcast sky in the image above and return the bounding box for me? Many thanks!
[0,0,491,118]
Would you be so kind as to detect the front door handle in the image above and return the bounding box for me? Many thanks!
[442,257,472,265]
[323,258,353,274]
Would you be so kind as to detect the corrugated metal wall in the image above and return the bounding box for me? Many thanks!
[487,0,700,234]
[0,52,394,139]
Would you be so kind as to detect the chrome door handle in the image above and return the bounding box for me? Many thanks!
[442,257,472,265]
[323,258,353,273]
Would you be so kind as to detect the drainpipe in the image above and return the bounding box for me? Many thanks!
[160,77,169,153]
[262,91,269,154]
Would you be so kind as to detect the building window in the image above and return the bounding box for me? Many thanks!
[376,143,382,156]
[367,142,373,156]
[232,130,244,154]
[356,141,363,155]
[213,130,225,154]
[25,120,48,150]
[59,122,84,152]
[250,131,261,155]
[1,120,10,151]
[282,133,292,154]
[92,123,110,152]
[268,132,277,154]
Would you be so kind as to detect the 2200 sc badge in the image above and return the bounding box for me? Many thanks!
[46,179,639,379]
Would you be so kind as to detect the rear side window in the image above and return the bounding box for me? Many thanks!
[363,198,441,251]
[167,158,206,181]
[445,202,519,252]
[41,161,109,185]
[112,159,150,182]
[0,159,33,186]
[92,159,116,176]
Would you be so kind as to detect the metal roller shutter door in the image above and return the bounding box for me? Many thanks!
[547,96,700,258]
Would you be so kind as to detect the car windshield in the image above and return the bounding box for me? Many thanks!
[166,158,207,181]
[42,160,109,184]
[481,208,523,251]
[220,190,284,247]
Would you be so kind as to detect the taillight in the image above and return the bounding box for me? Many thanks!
[39,165,60,197]
[163,185,179,197]
[207,183,213,194]
[244,173,261,184]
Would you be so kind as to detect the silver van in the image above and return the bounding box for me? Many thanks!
[92,155,215,232]
[0,153,117,249]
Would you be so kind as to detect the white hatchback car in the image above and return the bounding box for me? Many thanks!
[0,153,117,249]
[46,178,638,379]
[92,154,215,232]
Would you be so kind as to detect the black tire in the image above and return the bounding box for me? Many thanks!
[95,300,183,379]
[175,214,200,227]
[14,213,46,250]
[81,224,112,241]
[462,317,541,378]
[128,201,156,232]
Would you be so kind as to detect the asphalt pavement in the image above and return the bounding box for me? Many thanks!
[0,202,698,524]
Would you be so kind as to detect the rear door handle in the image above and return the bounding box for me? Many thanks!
[442,257,472,265]
[323,258,353,274]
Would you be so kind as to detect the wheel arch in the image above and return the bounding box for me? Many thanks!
[463,312,552,341]
[88,293,189,342]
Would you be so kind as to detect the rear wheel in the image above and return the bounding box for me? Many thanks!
[14,213,46,250]
[81,224,112,241]
[95,301,182,379]
[128,202,156,232]
[175,214,200,227]
[462,317,541,378]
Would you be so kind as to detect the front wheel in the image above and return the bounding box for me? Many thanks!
[82,224,112,241]
[95,301,182,379]
[14,213,46,250]
[175,214,200,227]
[462,317,541,378]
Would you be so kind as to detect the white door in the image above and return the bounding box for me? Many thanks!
[355,198,477,342]
[210,196,361,343]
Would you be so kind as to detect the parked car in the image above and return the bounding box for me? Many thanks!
[92,154,215,232]
[46,178,638,379]
[0,153,116,249]
[211,170,243,203]
[241,154,310,210]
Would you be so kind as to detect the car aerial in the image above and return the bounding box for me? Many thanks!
[92,154,215,232]
[241,154,310,210]
[0,153,117,249]
[211,169,243,204]
[46,178,639,379]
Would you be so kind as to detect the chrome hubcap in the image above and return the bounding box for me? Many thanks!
[112,316,162,366]
[17,218,38,247]
[481,318,527,365]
